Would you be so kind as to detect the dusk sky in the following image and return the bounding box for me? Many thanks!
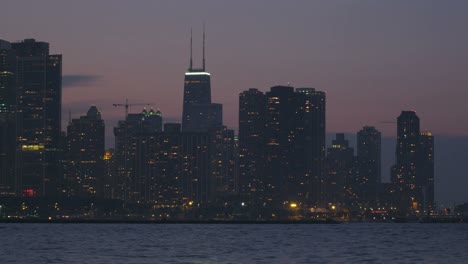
[2,0,467,204]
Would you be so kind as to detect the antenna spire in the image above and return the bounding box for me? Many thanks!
[190,28,193,70]
[202,23,206,71]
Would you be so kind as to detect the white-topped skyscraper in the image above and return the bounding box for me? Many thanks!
[182,28,222,132]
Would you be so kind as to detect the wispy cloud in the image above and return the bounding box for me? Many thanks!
[63,74,102,88]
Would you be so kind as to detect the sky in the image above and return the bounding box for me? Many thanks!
[1,0,467,205]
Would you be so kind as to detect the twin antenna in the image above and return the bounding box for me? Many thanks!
[189,24,206,71]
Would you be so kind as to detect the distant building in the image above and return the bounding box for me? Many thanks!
[102,149,116,199]
[238,88,266,204]
[180,29,233,205]
[294,88,326,206]
[66,106,105,197]
[0,40,16,195]
[182,29,222,132]
[391,111,420,212]
[113,108,163,201]
[419,132,434,210]
[391,111,434,213]
[131,123,211,206]
[12,39,62,197]
[325,133,355,206]
[356,126,381,206]
[239,85,326,208]
[210,126,237,199]
[264,86,297,205]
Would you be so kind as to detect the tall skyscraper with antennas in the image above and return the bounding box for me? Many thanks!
[182,27,222,132]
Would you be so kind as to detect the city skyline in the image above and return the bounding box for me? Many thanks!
[0,38,464,218]
[1,1,467,209]
[2,1,468,141]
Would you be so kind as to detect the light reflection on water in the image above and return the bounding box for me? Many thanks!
[1,223,467,263]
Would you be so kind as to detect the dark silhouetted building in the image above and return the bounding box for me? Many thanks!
[294,88,326,206]
[391,111,434,213]
[102,149,116,199]
[238,86,326,210]
[0,40,16,195]
[114,108,163,201]
[211,126,237,199]
[264,86,297,206]
[182,29,222,132]
[66,106,105,197]
[356,126,381,206]
[238,88,266,203]
[325,133,355,206]
[13,39,62,197]
[419,132,434,210]
[131,123,211,207]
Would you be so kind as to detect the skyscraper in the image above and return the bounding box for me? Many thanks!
[66,106,105,197]
[114,108,163,201]
[264,85,297,205]
[131,123,211,207]
[262,86,327,207]
[182,28,222,132]
[238,88,266,203]
[357,126,381,205]
[294,88,326,206]
[325,133,355,206]
[211,126,237,198]
[419,132,434,210]
[12,39,62,197]
[391,111,421,212]
[0,40,16,195]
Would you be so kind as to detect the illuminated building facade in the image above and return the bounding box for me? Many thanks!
[131,123,211,206]
[13,39,62,197]
[182,29,222,132]
[0,40,16,195]
[294,88,326,206]
[210,126,237,199]
[113,108,163,201]
[102,149,116,199]
[66,106,105,197]
[391,111,435,213]
[419,132,434,210]
[238,88,266,203]
[324,133,355,206]
[356,126,381,206]
[264,86,297,205]
[260,86,326,207]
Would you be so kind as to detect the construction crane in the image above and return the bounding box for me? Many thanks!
[113,99,152,119]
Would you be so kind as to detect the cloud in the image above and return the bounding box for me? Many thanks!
[62,74,102,88]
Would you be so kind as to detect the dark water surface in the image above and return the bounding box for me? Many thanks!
[1,223,467,263]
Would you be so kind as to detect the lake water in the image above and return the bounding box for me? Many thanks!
[1,223,467,263]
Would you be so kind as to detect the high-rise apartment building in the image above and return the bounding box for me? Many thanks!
[238,89,266,203]
[239,86,326,209]
[391,111,434,213]
[66,106,105,197]
[356,126,381,205]
[0,40,16,195]
[264,86,297,205]
[114,108,163,201]
[419,132,434,210]
[294,88,326,206]
[131,123,211,206]
[391,111,420,212]
[12,39,62,197]
[325,133,355,206]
